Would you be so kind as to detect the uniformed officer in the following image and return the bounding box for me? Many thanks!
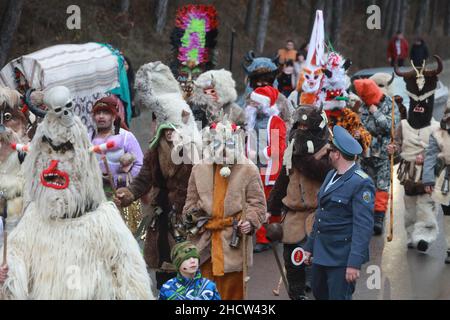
[303,126,375,300]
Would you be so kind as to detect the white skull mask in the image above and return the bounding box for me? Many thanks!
[43,86,74,127]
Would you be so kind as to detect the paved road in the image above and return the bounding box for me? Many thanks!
[247,77,450,300]
[246,176,449,300]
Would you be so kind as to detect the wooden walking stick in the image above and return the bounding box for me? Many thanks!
[241,188,249,300]
[387,97,395,242]
[273,275,283,296]
[2,230,6,266]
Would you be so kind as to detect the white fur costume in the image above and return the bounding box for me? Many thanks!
[0,132,24,231]
[400,119,440,246]
[134,61,201,152]
[0,87,27,234]
[1,87,153,299]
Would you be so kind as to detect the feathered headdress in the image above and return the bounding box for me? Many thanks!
[170,5,219,85]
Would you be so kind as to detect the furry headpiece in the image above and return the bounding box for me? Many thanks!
[22,86,105,219]
[320,52,352,111]
[242,51,279,89]
[284,106,329,171]
[0,86,28,140]
[201,116,245,166]
[353,79,384,106]
[190,69,238,106]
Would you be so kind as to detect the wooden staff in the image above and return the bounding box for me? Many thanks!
[272,267,287,297]
[387,97,395,242]
[273,276,283,296]
[241,188,249,300]
[102,155,124,216]
[102,155,116,194]
[2,230,6,266]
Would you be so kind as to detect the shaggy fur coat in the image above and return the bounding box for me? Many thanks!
[128,139,193,269]
[1,202,152,299]
[1,110,153,300]
[268,145,332,244]
[189,69,246,127]
[183,159,266,273]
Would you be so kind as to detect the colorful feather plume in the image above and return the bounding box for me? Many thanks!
[170,5,218,78]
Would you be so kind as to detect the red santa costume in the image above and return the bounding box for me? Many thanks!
[245,86,287,248]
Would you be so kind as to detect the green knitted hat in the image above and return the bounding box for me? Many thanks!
[171,241,200,271]
[149,122,177,150]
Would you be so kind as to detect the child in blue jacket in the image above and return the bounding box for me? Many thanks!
[158,241,221,300]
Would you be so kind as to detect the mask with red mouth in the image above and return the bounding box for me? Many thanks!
[22,86,105,219]
[40,160,70,190]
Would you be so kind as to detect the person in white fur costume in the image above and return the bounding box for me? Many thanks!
[188,69,246,128]
[423,101,450,264]
[0,87,28,236]
[388,58,443,252]
[0,86,153,299]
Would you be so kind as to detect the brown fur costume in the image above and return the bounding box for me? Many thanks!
[268,147,332,243]
[118,138,192,269]
[183,159,266,273]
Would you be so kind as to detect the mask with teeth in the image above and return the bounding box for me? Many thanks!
[22,86,105,219]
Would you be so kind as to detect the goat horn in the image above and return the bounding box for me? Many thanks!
[424,55,443,76]
[25,88,47,118]
[394,63,415,78]
[387,72,395,86]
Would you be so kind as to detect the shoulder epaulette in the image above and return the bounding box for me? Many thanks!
[355,169,369,179]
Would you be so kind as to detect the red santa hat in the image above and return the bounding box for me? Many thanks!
[250,86,279,107]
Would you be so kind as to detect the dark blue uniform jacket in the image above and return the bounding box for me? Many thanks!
[304,164,375,269]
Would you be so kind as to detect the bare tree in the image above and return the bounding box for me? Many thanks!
[387,0,401,37]
[245,0,258,35]
[330,0,343,49]
[308,0,325,35]
[323,0,333,37]
[445,0,450,36]
[0,0,24,68]
[414,0,430,35]
[155,0,169,34]
[398,0,409,34]
[383,0,394,36]
[256,0,272,54]
[428,0,438,34]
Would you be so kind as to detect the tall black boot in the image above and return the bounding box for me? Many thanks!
[373,211,385,236]
[283,244,308,300]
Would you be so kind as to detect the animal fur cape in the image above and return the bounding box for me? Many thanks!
[0,106,153,299]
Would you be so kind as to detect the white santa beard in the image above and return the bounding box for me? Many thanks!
[245,106,257,130]
[1,201,153,300]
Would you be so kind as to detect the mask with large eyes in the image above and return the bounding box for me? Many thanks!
[301,67,324,93]
[43,86,75,128]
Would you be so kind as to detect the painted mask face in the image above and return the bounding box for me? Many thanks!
[40,159,70,190]
[321,53,350,111]
[23,87,105,220]
[301,66,324,93]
